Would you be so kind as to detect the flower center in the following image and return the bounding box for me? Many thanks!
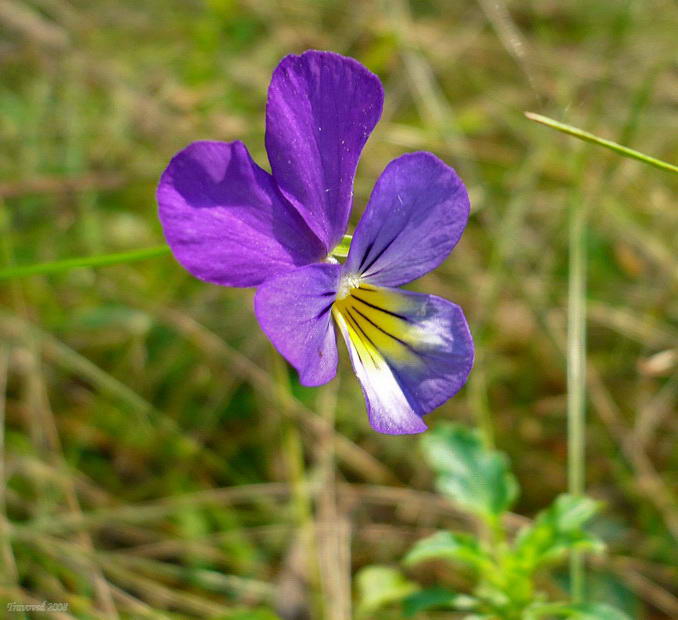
[332,281,420,367]
[336,273,362,300]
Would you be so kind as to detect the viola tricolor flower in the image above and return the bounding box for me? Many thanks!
[157,50,473,434]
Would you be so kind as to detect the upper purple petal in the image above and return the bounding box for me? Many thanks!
[265,50,384,252]
[254,262,341,387]
[157,140,325,288]
[344,152,470,287]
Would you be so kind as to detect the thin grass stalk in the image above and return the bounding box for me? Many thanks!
[567,159,588,602]
[0,245,170,282]
[0,204,23,593]
[525,112,678,174]
[271,351,320,616]
[315,378,352,620]
[0,346,19,586]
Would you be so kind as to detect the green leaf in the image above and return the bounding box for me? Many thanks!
[514,494,604,572]
[525,601,631,619]
[356,565,417,615]
[421,424,518,518]
[403,588,478,617]
[403,531,490,571]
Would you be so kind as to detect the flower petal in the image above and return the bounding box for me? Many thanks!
[157,140,325,288]
[333,283,473,434]
[266,50,384,251]
[344,152,470,287]
[254,263,341,387]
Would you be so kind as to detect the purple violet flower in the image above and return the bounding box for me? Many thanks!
[157,50,474,434]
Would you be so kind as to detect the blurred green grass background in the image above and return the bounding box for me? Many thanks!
[0,0,676,618]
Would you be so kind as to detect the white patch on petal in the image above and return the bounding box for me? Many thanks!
[336,272,363,300]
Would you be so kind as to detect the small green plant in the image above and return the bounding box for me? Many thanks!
[356,424,630,619]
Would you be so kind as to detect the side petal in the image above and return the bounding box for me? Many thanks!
[266,50,384,251]
[344,152,470,287]
[333,283,474,434]
[254,263,341,387]
[157,140,325,288]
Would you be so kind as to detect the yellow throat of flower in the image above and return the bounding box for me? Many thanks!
[332,280,417,367]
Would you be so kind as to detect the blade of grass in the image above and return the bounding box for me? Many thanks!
[567,157,588,602]
[524,112,678,173]
[565,140,588,603]
[477,0,540,101]
[0,245,171,282]
[314,375,351,620]
[504,232,678,546]
[271,351,319,618]
[0,346,19,586]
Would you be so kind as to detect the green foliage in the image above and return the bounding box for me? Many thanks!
[403,587,479,616]
[513,494,605,572]
[421,424,519,520]
[403,531,491,572]
[364,425,630,619]
[355,565,417,616]
[524,602,632,619]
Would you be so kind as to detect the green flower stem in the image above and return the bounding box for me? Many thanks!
[331,234,353,259]
[0,245,171,282]
[525,112,678,174]
[567,160,588,603]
